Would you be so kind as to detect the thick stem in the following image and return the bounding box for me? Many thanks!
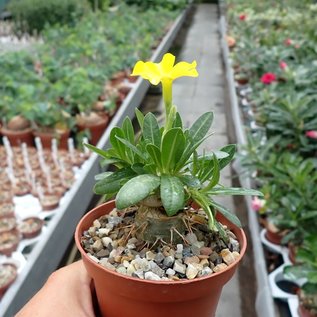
[134,204,186,244]
[162,79,172,121]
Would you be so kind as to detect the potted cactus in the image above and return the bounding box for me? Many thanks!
[75,53,262,317]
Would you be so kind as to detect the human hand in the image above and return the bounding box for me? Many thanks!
[16,260,95,317]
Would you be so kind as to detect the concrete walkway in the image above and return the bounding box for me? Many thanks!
[171,4,241,317]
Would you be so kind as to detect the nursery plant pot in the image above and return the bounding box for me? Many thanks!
[299,304,317,317]
[75,201,247,317]
[0,127,34,147]
[265,229,284,245]
[0,263,18,298]
[33,129,70,150]
[0,230,20,256]
[288,243,298,264]
[19,217,44,239]
[77,117,109,146]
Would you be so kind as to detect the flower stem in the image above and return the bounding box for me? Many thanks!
[162,79,172,121]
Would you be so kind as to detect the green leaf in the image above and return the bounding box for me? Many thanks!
[116,136,146,161]
[94,168,136,195]
[122,117,135,144]
[173,112,183,129]
[161,128,185,173]
[218,145,236,170]
[146,144,162,171]
[205,154,220,189]
[189,112,214,143]
[206,187,264,196]
[95,171,113,181]
[135,108,144,130]
[284,265,312,281]
[143,113,161,147]
[116,174,160,210]
[84,143,109,159]
[210,200,242,228]
[110,127,127,161]
[179,175,201,188]
[160,175,185,216]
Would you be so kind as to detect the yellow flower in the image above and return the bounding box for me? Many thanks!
[131,53,198,85]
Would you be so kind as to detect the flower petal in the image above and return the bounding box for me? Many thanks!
[169,61,199,80]
[131,61,161,85]
[159,53,175,74]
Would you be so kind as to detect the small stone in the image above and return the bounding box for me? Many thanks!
[162,246,174,257]
[108,216,122,226]
[163,255,175,268]
[229,238,240,252]
[173,260,186,274]
[184,256,200,265]
[232,251,240,260]
[209,251,219,263]
[176,244,183,254]
[88,254,99,263]
[132,270,144,279]
[228,231,237,240]
[221,249,236,266]
[200,247,213,256]
[146,251,156,261]
[198,267,213,277]
[109,209,118,216]
[96,249,110,257]
[127,243,136,250]
[166,268,176,276]
[190,245,201,256]
[98,228,112,236]
[154,252,165,264]
[132,258,151,271]
[198,255,209,260]
[92,239,103,252]
[108,257,115,264]
[102,237,113,247]
[93,219,101,228]
[182,247,192,257]
[106,223,114,230]
[186,263,199,279]
[213,263,228,273]
[200,259,209,267]
[101,261,116,271]
[127,264,136,275]
[128,238,138,244]
[144,272,161,281]
[149,261,165,277]
[114,255,122,263]
[123,260,130,268]
[116,266,127,274]
[88,227,97,236]
[186,233,198,245]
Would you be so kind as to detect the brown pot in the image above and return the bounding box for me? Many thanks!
[33,129,70,150]
[19,217,44,239]
[1,127,34,147]
[0,263,18,298]
[265,229,284,245]
[288,243,298,264]
[77,117,109,146]
[75,201,247,317]
[299,304,317,317]
[0,230,20,256]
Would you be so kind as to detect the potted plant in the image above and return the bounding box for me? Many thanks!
[65,67,109,146]
[75,53,262,317]
[0,93,34,147]
[31,101,74,149]
[284,235,317,317]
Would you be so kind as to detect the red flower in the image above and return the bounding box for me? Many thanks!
[279,61,288,70]
[261,73,276,85]
[284,38,292,46]
[305,130,317,139]
[239,14,246,21]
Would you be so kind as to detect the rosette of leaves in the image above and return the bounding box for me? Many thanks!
[85,53,261,243]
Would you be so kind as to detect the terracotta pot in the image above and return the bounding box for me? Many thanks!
[1,127,34,147]
[299,304,317,317]
[19,217,44,239]
[265,229,283,245]
[75,201,247,317]
[0,263,18,298]
[33,129,70,150]
[77,117,109,146]
[288,243,298,264]
[0,230,20,256]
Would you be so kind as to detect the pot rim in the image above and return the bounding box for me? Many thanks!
[75,200,247,285]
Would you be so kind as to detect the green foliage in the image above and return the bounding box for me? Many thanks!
[87,110,262,230]
[8,0,89,34]
[124,0,189,11]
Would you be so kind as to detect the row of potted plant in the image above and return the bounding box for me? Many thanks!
[226,1,317,316]
[0,4,180,148]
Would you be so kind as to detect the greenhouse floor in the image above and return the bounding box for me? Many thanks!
[157,4,248,317]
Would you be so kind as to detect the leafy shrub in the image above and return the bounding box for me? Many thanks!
[124,0,188,10]
[8,0,90,34]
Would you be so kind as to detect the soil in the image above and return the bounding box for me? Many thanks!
[81,206,241,281]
